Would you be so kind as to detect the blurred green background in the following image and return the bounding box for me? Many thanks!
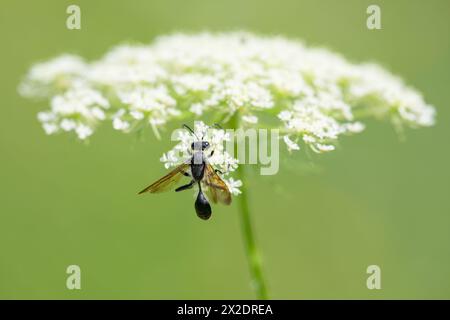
[1,0,449,299]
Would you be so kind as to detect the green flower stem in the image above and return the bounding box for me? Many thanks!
[229,113,269,300]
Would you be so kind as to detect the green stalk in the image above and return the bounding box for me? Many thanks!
[229,113,268,300]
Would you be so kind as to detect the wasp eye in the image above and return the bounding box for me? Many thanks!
[202,141,210,150]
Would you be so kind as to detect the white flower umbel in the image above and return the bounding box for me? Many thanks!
[20,32,435,149]
[19,32,436,300]
[19,55,88,98]
[160,121,241,195]
[37,83,109,139]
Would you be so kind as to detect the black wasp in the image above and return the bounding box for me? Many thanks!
[139,124,232,220]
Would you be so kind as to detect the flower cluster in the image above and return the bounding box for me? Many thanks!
[20,32,435,149]
[160,121,242,195]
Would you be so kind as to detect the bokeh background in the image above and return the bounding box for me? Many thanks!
[1,0,449,299]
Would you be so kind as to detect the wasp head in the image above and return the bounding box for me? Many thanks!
[191,141,210,151]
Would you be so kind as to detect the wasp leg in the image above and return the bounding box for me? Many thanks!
[175,180,195,192]
[215,164,231,175]
[209,150,214,157]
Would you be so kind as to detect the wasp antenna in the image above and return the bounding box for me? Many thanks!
[182,124,199,140]
[213,123,223,130]
[201,124,209,141]
[202,123,223,140]
[182,124,194,134]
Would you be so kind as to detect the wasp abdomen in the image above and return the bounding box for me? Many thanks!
[195,189,212,220]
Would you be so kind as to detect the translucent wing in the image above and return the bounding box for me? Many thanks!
[138,163,190,194]
[203,164,232,205]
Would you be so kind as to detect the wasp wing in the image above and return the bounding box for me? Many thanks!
[138,163,190,194]
[203,164,232,205]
